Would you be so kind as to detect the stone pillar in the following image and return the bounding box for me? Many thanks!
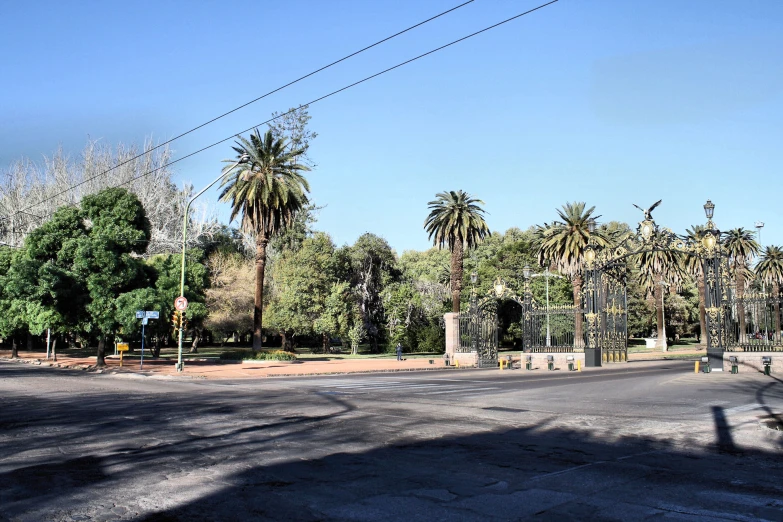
[444,312,459,356]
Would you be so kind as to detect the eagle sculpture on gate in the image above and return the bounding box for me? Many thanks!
[633,199,662,221]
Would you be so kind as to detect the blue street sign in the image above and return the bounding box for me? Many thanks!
[142,317,149,325]
[145,311,160,319]
[135,311,145,319]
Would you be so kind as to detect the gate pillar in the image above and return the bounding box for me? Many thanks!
[582,251,602,367]
[701,226,726,371]
[444,312,460,357]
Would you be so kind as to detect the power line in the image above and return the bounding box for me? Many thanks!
[8,0,560,224]
[0,0,476,224]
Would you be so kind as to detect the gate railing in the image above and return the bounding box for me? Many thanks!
[725,292,783,352]
[523,303,580,353]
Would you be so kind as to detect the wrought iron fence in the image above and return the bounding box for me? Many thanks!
[725,292,783,352]
[523,303,580,353]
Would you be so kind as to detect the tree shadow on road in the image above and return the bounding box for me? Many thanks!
[0,365,782,521]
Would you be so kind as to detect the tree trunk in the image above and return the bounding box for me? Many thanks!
[96,336,106,367]
[573,274,584,348]
[26,332,33,352]
[253,234,269,351]
[322,332,330,353]
[52,338,57,361]
[189,329,199,353]
[736,268,746,342]
[152,338,161,358]
[450,240,464,313]
[11,337,18,359]
[654,275,665,346]
[697,273,707,346]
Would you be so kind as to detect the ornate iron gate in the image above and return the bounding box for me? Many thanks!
[724,290,783,352]
[458,298,498,368]
[518,278,580,353]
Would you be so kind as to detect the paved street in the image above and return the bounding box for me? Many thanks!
[1,360,782,521]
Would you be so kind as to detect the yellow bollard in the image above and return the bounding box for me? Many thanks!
[577,359,582,372]
[456,360,460,368]
[694,360,699,374]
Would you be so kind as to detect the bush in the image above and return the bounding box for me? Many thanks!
[219,349,297,361]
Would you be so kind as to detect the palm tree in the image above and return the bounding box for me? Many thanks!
[424,190,490,313]
[685,225,707,345]
[723,228,760,341]
[755,245,783,340]
[219,129,310,351]
[536,202,609,347]
[635,248,687,347]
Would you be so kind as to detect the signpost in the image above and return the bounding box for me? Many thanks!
[135,310,159,370]
[174,297,188,311]
[117,342,129,367]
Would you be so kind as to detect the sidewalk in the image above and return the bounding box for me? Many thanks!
[0,348,704,380]
[0,351,450,379]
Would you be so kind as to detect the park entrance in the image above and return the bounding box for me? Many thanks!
[452,200,752,369]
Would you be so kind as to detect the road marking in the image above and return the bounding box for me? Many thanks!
[308,379,501,396]
[426,387,500,395]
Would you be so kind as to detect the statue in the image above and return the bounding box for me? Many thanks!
[633,199,662,221]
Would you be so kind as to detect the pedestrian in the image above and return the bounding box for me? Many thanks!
[396,342,403,361]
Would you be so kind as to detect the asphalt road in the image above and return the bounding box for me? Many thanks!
[1,360,782,521]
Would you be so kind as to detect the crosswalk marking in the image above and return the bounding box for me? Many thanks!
[426,387,500,395]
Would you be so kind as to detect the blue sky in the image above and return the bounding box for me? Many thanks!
[2,0,782,253]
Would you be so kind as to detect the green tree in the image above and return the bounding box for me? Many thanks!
[723,228,760,341]
[115,251,209,355]
[73,188,152,366]
[424,190,490,313]
[267,233,338,351]
[23,207,90,355]
[219,129,310,351]
[348,233,398,352]
[536,202,609,346]
[0,248,31,358]
[755,245,783,337]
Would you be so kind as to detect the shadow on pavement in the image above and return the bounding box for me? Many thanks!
[0,364,781,521]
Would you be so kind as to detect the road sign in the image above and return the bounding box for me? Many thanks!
[174,296,188,311]
[136,311,145,319]
[117,343,129,352]
[145,311,159,319]
[142,317,148,325]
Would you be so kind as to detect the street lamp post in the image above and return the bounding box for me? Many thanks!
[175,153,249,372]
[524,264,563,347]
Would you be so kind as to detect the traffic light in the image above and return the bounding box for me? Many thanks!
[171,311,179,331]
[181,312,188,330]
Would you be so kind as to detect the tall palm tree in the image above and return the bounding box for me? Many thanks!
[219,129,310,351]
[424,190,490,313]
[723,228,760,341]
[685,225,707,345]
[635,248,687,346]
[755,245,783,340]
[536,202,609,346]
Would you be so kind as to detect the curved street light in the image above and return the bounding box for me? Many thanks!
[176,153,249,372]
